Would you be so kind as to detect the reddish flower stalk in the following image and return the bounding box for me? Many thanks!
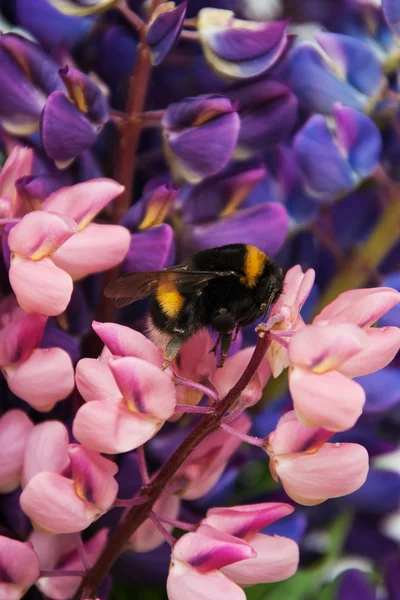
[73,333,271,600]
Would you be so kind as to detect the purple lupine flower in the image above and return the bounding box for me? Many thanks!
[294,103,382,201]
[41,65,108,167]
[197,8,289,79]
[146,1,188,66]
[287,32,385,114]
[227,79,298,157]
[162,94,240,183]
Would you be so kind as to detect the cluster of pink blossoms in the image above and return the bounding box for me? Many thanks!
[0,242,398,599]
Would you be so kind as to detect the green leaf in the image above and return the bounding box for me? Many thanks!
[245,567,321,600]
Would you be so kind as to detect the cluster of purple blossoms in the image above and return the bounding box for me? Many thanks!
[0,0,399,599]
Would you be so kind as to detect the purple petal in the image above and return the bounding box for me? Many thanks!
[182,160,266,224]
[16,0,93,52]
[383,0,400,35]
[39,319,80,364]
[384,555,400,599]
[263,513,307,544]
[228,79,298,153]
[58,65,108,124]
[0,46,45,134]
[380,273,400,327]
[122,224,175,273]
[162,94,236,130]
[287,43,370,114]
[343,468,400,515]
[0,33,65,97]
[146,1,187,66]
[337,570,375,600]
[186,203,289,256]
[165,111,240,182]
[199,10,288,78]
[316,32,384,99]
[41,91,97,163]
[355,368,400,413]
[122,180,179,231]
[16,174,66,209]
[333,104,382,178]
[293,114,355,200]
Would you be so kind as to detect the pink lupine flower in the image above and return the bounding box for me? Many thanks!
[0,409,33,493]
[212,345,271,408]
[314,287,400,377]
[129,494,181,552]
[0,296,74,410]
[41,179,130,280]
[167,524,255,600]
[203,503,299,585]
[267,265,315,377]
[8,210,78,315]
[20,421,118,533]
[73,355,176,453]
[0,145,34,217]
[176,413,251,500]
[31,529,108,600]
[288,323,369,431]
[266,411,369,505]
[0,535,40,599]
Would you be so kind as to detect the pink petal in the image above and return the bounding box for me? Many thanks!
[20,472,99,533]
[42,179,124,230]
[72,398,162,454]
[109,356,176,420]
[130,495,180,552]
[0,536,40,596]
[92,321,163,367]
[267,340,291,379]
[167,559,246,600]
[204,503,294,539]
[338,326,400,378]
[75,358,121,402]
[52,223,130,280]
[173,524,256,571]
[0,145,34,218]
[34,529,108,600]
[178,330,216,379]
[223,533,299,585]
[274,442,369,506]
[314,287,400,328]
[29,531,76,570]
[179,413,251,500]
[9,255,73,316]
[5,347,74,411]
[288,323,369,373]
[267,410,332,457]
[271,265,315,325]
[0,311,47,367]
[8,210,77,258]
[289,366,365,431]
[212,347,270,407]
[68,445,118,512]
[23,421,69,487]
[0,410,33,493]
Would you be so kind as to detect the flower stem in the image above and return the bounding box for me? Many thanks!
[174,404,214,414]
[173,374,219,402]
[41,570,86,578]
[137,445,150,485]
[73,333,271,600]
[117,0,145,31]
[154,513,197,531]
[149,512,177,546]
[316,193,400,312]
[219,422,265,447]
[180,29,200,41]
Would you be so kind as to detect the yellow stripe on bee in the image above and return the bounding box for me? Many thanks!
[156,277,185,318]
[241,245,268,288]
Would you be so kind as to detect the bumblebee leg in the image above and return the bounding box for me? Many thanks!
[217,332,233,368]
[210,333,222,355]
[232,324,240,342]
[162,335,186,370]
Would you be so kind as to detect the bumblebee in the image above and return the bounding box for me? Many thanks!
[105,243,284,368]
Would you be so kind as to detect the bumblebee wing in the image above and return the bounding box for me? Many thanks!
[104,268,238,308]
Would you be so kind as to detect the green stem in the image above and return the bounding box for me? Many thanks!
[73,334,271,600]
[316,194,400,312]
